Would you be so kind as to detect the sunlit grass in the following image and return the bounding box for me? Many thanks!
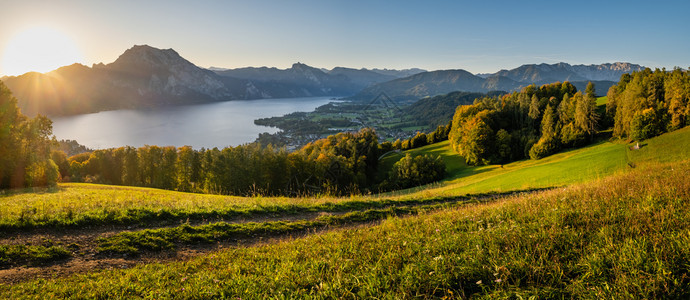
[3,160,689,298]
[2,127,688,232]
[389,126,690,198]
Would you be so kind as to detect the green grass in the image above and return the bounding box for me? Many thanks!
[0,181,485,232]
[3,160,689,298]
[627,125,690,164]
[380,141,468,179]
[596,96,608,106]
[2,127,688,234]
[385,126,690,198]
[2,125,690,298]
[0,243,71,268]
[96,202,466,256]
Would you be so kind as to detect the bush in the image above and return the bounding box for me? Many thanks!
[388,154,446,189]
[631,108,660,141]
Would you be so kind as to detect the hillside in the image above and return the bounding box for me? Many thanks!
[402,91,499,128]
[383,125,690,197]
[1,127,689,297]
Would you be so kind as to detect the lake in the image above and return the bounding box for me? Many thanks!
[51,96,336,149]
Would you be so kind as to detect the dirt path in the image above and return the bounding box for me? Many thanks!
[0,218,375,284]
[0,191,534,284]
[0,211,358,284]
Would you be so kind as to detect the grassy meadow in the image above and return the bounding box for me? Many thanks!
[2,157,689,298]
[386,126,690,198]
[1,125,690,298]
[3,126,687,233]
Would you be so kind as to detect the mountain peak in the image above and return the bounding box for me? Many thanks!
[111,45,187,69]
[291,62,315,70]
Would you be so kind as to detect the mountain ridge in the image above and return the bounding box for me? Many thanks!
[2,45,424,116]
[350,62,644,102]
[1,44,647,116]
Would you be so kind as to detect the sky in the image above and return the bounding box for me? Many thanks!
[1,0,689,76]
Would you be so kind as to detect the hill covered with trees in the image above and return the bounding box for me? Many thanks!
[0,82,58,188]
[449,81,598,165]
[608,68,690,140]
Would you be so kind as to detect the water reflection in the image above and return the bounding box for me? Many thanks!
[51,97,336,149]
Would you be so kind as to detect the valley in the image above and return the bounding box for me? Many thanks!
[2,1,688,298]
[2,64,690,297]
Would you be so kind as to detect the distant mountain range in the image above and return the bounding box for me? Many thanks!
[1,45,424,116]
[350,62,645,102]
[0,44,645,116]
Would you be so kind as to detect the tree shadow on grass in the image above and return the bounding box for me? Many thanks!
[0,185,62,198]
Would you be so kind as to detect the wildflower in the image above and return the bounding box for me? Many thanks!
[476,280,482,285]
[433,255,443,261]
[495,279,502,283]
[435,228,440,233]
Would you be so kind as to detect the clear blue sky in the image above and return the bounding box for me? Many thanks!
[1,0,688,75]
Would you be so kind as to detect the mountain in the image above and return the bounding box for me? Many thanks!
[350,69,502,102]
[2,45,645,116]
[102,45,238,102]
[2,45,251,116]
[491,62,644,83]
[404,91,505,129]
[214,63,361,97]
[2,45,414,116]
[213,64,412,98]
[327,67,397,89]
[351,62,644,102]
[370,68,427,78]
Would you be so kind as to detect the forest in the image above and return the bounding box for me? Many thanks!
[1,68,688,195]
[448,68,689,165]
[448,81,597,164]
[65,128,445,196]
[0,82,57,189]
[608,68,690,140]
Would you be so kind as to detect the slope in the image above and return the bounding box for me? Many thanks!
[384,125,690,197]
[3,155,688,298]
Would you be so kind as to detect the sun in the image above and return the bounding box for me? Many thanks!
[1,27,83,76]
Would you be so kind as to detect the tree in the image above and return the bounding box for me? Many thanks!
[458,116,494,165]
[529,104,558,159]
[630,108,659,140]
[388,154,445,189]
[585,81,596,98]
[574,91,597,137]
[528,94,541,124]
[122,146,139,186]
[410,132,428,149]
[495,129,512,163]
[666,68,689,130]
[176,146,196,192]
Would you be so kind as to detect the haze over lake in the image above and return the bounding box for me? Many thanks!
[51,97,336,149]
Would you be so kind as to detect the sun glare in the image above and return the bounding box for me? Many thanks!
[1,27,83,76]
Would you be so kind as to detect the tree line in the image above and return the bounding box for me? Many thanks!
[8,67,687,194]
[607,68,690,140]
[0,82,58,189]
[66,128,445,196]
[448,81,598,165]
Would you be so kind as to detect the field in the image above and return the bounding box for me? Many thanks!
[1,126,690,298]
